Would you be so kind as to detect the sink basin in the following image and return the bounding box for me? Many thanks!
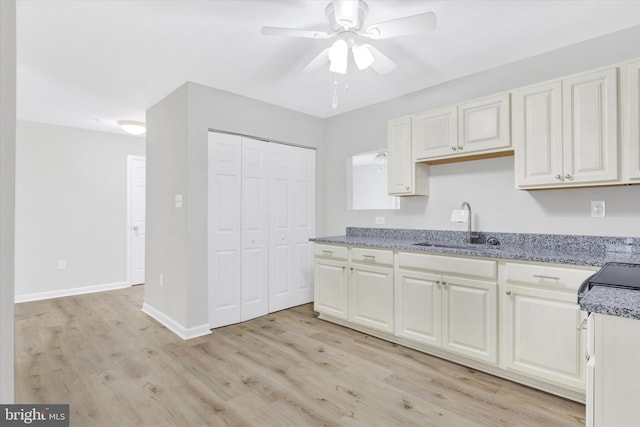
[412,242,501,251]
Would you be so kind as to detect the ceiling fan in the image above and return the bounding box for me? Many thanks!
[261,0,437,75]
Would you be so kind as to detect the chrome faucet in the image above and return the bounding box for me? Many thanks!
[460,201,478,244]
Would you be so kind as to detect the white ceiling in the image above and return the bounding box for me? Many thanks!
[16,0,640,135]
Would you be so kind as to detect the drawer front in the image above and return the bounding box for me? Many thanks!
[313,244,348,261]
[505,262,596,292]
[350,247,394,266]
[397,252,497,281]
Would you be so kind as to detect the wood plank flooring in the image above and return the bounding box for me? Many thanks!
[14,286,585,426]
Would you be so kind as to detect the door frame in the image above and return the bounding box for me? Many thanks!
[127,155,146,286]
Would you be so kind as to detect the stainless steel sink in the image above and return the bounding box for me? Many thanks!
[412,242,501,250]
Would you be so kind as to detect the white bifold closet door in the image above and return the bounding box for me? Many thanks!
[208,131,315,328]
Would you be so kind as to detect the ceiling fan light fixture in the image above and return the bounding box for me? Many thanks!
[333,0,360,28]
[352,44,374,70]
[329,39,348,74]
[117,120,146,136]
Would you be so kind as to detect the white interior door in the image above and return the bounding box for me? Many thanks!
[269,143,316,312]
[128,156,146,285]
[241,137,269,321]
[208,132,242,327]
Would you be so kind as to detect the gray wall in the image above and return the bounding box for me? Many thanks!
[323,26,640,237]
[14,121,145,299]
[145,82,325,331]
[0,0,15,403]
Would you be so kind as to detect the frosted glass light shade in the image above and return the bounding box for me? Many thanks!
[353,44,374,70]
[118,120,146,135]
[329,39,348,75]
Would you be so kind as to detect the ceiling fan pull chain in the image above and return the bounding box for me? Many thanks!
[332,73,339,110]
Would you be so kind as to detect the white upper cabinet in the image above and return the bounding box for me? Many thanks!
[514,67,619,189]
[411,93,511,163]
[624,59,640,181]
[513,81,564,187]
[387,116,428,196]
[563,68,618,185]
[458,93,511,154]
[413,105,458,160]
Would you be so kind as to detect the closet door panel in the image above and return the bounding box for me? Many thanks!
[241,138,270,321]
[269,144,316,312]
[208,132,242,327]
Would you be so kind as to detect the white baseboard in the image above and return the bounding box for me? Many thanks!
[14,281,131,303]
[141,302,212,341]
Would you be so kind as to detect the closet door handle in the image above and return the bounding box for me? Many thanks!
[533,274,560,280]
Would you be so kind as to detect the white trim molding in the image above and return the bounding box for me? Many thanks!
[141,302,212,340]
[15,281,130,303]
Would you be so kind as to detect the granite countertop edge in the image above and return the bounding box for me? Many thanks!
[310,235,636,267]
[312,229,640,321]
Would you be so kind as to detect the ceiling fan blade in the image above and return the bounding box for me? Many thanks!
[365,12,437,39]
[365,45,397,75]
[303,48,331,73]
[261,26,331,39]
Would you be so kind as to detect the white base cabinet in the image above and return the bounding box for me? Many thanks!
[589,313,640,427]
[395,252,498,364]
[313,244,595,402]
[313,244,348,320]
[501,262,594,392]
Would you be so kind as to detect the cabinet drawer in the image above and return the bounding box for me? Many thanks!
[397,252,497,281]
[314,244,348,260]
[350,247,394,266]
[505,262,596,292]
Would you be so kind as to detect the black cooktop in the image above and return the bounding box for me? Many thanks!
[589,262,640,289]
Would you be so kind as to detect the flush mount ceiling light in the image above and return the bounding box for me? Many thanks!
[117,120,146,135]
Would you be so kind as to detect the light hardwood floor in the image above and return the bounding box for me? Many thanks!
[15,286,585,426]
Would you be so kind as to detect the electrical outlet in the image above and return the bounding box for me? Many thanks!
[375,216,385,225]
[58,260,67,270]
[591,201,605,218]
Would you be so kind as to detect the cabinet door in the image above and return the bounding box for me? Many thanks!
[314,258,349,320]
[442,276,497,363]
[503,285,586,391]
[395,269,442,346]
[625,60,640,181]
[387,116,428,196]
[349,264,394,334]
[562,68,619,184]
[412,105,458,160]
[458,93,511,154]
[513,81,564,187]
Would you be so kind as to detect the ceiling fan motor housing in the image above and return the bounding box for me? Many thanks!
[326,0,369,31]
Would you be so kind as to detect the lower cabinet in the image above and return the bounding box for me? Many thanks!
[588,313,640,427]
[395,252,498,364]
[349,262,394,334]
[501,262,594,392]
[313,244,349,320]
[313,244,595,401]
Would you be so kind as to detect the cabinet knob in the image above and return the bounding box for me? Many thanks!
[442,281,447,286]
[435,280,441,285]
[451,146,457,151]
[505,290,512,295]
[405,185,410,190]
[555,174,562,180]
[564,173,572,179]
[457,145,463,150]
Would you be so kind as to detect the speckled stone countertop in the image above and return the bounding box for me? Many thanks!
[312,227,640,320]
[580,286,640,320]
[311,227,640,267]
